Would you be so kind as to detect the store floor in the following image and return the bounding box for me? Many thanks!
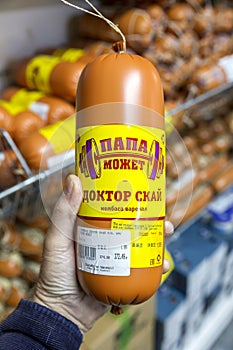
[211,318,233,350]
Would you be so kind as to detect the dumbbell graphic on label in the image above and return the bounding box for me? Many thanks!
[79,136,165,180]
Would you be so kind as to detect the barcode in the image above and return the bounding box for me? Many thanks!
[78,244,96,260]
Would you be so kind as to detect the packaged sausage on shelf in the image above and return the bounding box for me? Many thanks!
[0,99,48,140]
[72,7,154,53]
[13,55,93,103]
[18,115,75,171]
[11,111,46,146]
[190,54,233,94]
[1,87,75,125]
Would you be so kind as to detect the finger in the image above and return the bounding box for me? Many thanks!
[46,174,83,246]
[162,259,170,274]
[165,220,174,238]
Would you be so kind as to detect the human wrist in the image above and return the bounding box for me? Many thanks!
[31,289,85,334]
[0,299,83,350]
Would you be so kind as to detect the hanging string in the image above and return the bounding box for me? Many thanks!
[60,0,126,52]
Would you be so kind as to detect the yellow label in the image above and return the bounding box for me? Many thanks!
[56,48,85,62]
[111,219,164,268]
[0,100,25,115]
[26,55,60,93]
[160,247,174,284]
[39,116,75,154]
[10,89,45,109]
[76,124,166,219]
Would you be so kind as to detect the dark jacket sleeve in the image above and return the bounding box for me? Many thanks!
[0,299,83,350]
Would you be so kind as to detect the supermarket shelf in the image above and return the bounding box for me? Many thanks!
[0,154,74,200]
[0,128,32,178]
[185,292,233,350]
[166,82,233,120]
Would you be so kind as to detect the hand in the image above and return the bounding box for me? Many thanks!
[32,174,174,334]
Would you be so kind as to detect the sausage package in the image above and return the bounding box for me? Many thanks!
[13,55,93,102]
[18,116,75,170]
[75,40,165,313]
[1,87,75,124]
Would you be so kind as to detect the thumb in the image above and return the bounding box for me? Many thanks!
[47,174,83,245]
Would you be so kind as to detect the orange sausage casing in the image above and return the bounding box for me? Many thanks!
[0,103,13,133]
[0,99,46,145]
[75,42,165,310]
[18,116,75,170]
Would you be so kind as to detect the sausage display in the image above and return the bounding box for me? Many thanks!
[73,8,153,53]
[75,41,165,313]
[1,87,75,124]
[0,99,47,145]
[0,0,233,323]
[190,62,228,93]
[0,88,76,146]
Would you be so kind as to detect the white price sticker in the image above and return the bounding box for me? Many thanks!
[76,226,131,276]
[29,101,49,122]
